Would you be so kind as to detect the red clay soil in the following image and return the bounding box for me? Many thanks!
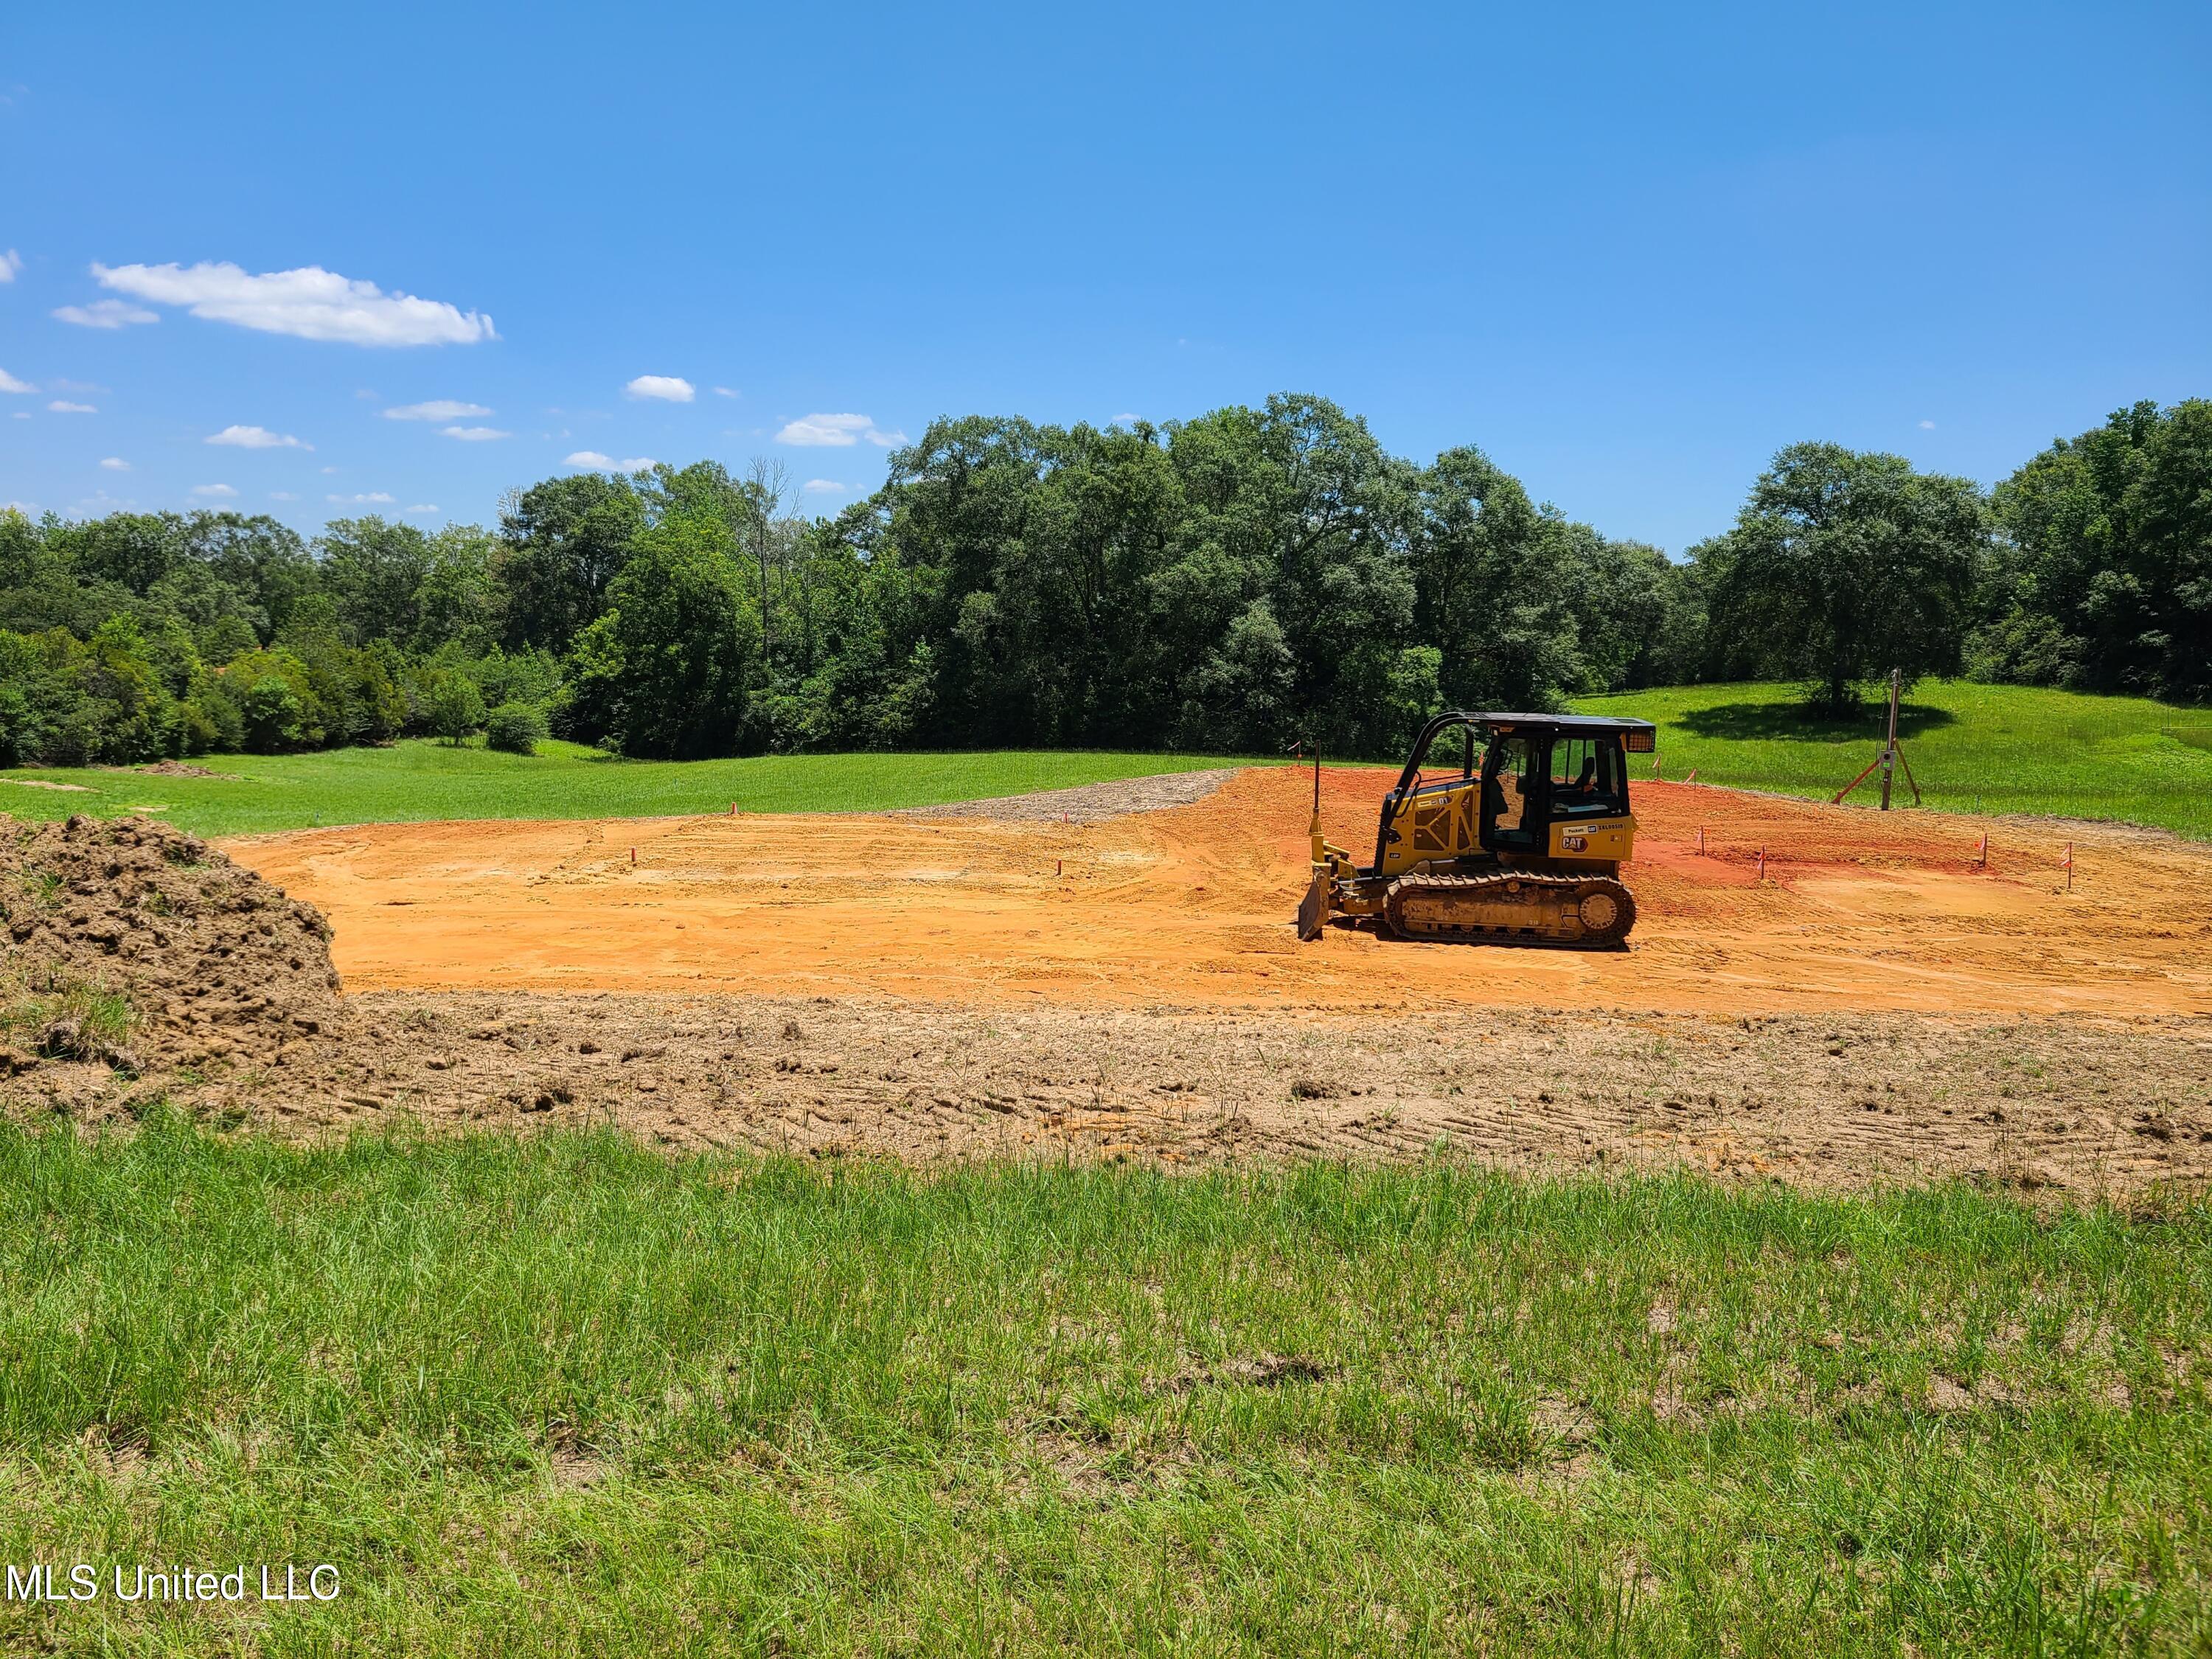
[223,768,2212,1020]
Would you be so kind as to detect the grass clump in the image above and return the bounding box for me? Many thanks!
[0,1119,2206,1655]
[0,970,136,1061]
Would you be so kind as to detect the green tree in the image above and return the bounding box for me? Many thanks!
[581,510,757,759]
[1980,399,2212,701]
[319,517,432,647]
[497,473,644,655]
[1697,443,1987,711]
[426,672,487,744]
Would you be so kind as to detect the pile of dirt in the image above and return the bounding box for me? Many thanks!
[1,813,350,1085]
[138,760,242,779]
[886,768,1236,824]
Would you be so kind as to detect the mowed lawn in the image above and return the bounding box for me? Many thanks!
[1574,680,2212,841]
[0,1121,2203,1656]
[0,741,1262,839]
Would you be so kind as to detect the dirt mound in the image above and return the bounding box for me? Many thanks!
[1,813,349,1086]
[137,760,241,779]
[886,768,1236,824]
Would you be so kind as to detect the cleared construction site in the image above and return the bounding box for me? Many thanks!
[9,765,2207,1192]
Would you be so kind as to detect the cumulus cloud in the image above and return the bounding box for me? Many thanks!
[327,491,397,504]
[565,451,656,473]
[803,479,844,493]
[0,366,35,394]
[206,424,310,450]
[774,411,905,448]
[100,456,130,471]
[1919,420,1936,430]
[439,425,509,441]
[0,249,21,282]
[406,504,439,514]
[190,483,237,498]
[48,400,96,414]
[383,399,492,421]
[54,298,159,329]
[625,375,695,403]
[91,261,496,347]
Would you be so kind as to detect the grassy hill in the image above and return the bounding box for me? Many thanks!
[0,742,1261,839]
[1573,681,2212,841]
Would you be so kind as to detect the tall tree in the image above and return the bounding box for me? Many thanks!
[1697,443,1986,710]
[496,472,645,654]
[1981,399,2212,701]
[568,509,758,759]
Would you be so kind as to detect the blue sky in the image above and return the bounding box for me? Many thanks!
[3,1,2206,553]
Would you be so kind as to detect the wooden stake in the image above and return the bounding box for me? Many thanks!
[1879,667,1901,810]
[2064,842,2074,891]
[1757,845,1766,881]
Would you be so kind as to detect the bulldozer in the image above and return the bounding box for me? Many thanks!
[1295,710,1658,947]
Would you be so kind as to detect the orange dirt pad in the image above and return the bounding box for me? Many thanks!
[225,768,2212,1019]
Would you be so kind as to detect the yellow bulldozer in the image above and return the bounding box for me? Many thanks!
[1296,710,1658,947]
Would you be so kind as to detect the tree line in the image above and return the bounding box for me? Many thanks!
[1,392,2204,769]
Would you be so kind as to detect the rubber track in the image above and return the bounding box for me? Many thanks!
[1380,872,1637,949]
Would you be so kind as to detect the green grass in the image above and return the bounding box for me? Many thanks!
[1,1119,2205,1655]
[0,740,1261,839]
[1574,680,2212,841]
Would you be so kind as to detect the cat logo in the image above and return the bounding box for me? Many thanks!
[1562,833,1588,852]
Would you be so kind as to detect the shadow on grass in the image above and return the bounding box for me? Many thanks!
[1677,700,1958,742]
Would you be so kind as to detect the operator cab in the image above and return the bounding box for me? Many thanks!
[1368,712,1655,878]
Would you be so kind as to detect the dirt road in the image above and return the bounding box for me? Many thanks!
[228,767,2212,1019]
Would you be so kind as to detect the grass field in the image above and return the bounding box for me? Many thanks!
[0,741,1256,839]
[1,1119,2204,1657]
[1576,680,2212,841]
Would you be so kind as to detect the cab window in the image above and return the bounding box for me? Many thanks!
[1551,734,1627,818]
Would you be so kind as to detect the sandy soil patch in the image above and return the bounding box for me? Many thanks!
[225,768,2212,1019]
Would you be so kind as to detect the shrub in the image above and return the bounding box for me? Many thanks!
[484,701,549,756]
[427,672,487,745]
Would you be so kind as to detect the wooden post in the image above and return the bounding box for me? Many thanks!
[1879,667,1901,811]
[2064,842,2073,892]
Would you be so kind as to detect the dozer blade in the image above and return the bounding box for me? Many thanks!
[1295,867,1330,940]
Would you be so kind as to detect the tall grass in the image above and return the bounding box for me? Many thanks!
[1576,679,2212,839]
[0,742,1263,839]
[1,1119,2205,1655]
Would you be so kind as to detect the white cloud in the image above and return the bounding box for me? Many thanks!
[3,500,40,514]
[48,400,96,414]
[0,249,21,282]
[439,425,509,441]
[1919,420,1936,430]
[406,504,439,514]
[802,478,844,493]
[190,483,237,498]
[206,423,310,450]
[0,367,33,394]
[327,491,397,504]
[383,399,491,421]
[775,411,901,448]
[53,299,159,329]
[269,490,298,501]
[91,261,496,347]
[320,465,340,474]
[625,375,695,403]
[565,451,656,473]
[100,456,130,471]
[713,386,739,398]
[1111,412,1141,425]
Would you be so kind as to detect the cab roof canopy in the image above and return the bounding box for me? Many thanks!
[1453,712,1658,735]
